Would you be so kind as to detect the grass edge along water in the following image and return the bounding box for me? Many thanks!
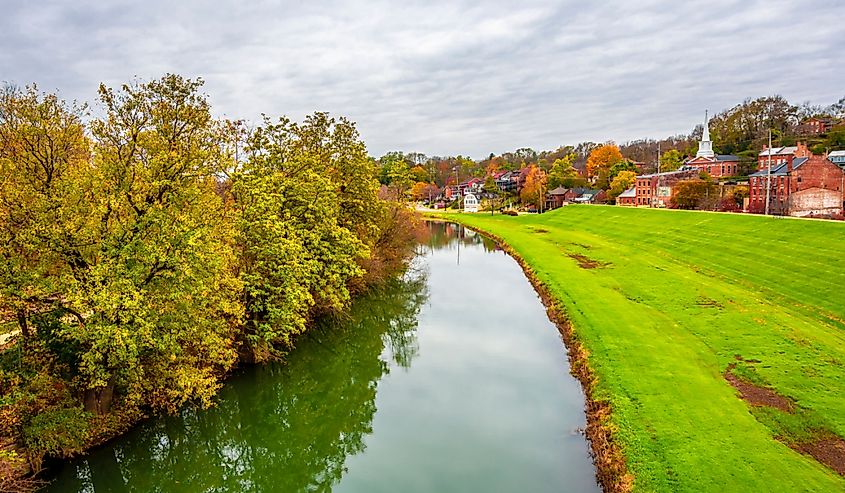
[434,205,845,492]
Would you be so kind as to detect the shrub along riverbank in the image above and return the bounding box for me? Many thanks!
[438,206,845,492]
[0,75,419,489]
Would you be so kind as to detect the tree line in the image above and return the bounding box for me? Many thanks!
[0,74,419,484]
[374,93,845,209]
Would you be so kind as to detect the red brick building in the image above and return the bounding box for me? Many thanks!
[684,113,740,177]
[634,169,698,207]
[800,117,837,135]
[616,186,636,206]
[685,154,740,177]
[757,142,812,170]
[748,155,845,216]
[545,186,570,210]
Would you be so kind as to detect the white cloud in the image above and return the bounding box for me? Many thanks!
[1,0,842,158]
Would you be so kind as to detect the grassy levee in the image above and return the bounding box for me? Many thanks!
[439,206,845,492]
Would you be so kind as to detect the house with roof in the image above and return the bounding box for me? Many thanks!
[799,117,838,135]
[495,170,520,193]
[573,189,607,204]
[757,142,812,170]
[616,186,636,206]
[463,192,480,213]
[683,113,740,177]
[634,169,699,207]
[748,155,844,216]
[828,150,845,170]
[544,186,572,210]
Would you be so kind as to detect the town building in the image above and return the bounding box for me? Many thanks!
[757,142,812,170]
[616,187,636,206]
[683,112,740,177]
[828,150,845,169]
[799,117,837,135]
[495,170,520,193]
[545,186,570,210]
[445,178,483,199]
[634,169,699,207]
[463,192,480,213]
[573,189,607,204]
[748,155,845,217]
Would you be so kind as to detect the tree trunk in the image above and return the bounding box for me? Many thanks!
[16,310,31,339]
[83,384,115,415]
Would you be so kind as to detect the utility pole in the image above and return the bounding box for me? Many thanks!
[654,142,661,207]
[765,129,772,215]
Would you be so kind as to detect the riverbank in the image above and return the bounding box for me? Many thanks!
[432,206,845,492]
[44,221,600,492]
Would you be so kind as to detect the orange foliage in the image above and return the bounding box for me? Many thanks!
[586,144,624,178]
[519,165,547,208]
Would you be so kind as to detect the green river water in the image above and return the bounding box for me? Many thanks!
[45,222,599,492]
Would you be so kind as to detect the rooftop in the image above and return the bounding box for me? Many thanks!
[759,146,798,157]
[749,157,809,177]
[618,187,636,198]
[637,168,698,179]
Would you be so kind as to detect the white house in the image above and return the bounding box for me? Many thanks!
[463,192,479,213]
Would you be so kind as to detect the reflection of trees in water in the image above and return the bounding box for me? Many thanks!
[420,221,500,253]
[47,272,429,493]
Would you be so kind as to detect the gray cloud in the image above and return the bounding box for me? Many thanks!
[1,0,842,157]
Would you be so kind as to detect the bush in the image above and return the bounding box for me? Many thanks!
[502,210,519,216]
[23,407,91,462]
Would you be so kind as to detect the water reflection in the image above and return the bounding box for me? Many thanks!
[45,273,428,492]
[419,221,501,257]
[46,222,599,493]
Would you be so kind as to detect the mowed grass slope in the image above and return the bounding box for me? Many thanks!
[445,206,845,492]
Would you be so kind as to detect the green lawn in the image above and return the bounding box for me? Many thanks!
[440,206,845,492]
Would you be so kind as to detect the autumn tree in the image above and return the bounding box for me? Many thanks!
[609,170,637,200]
[519,165,547,210]
[586,144,624,189]
[1,76,244,417]
[410,165,429,183]
[232,113,381,361]
[483,175,500,215]
[0,85,90,344]
[671,179,719,210]
[410,181,433,201]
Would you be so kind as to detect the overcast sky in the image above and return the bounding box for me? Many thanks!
[1,0,842,158]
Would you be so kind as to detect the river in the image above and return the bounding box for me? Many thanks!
[45,222,599,492]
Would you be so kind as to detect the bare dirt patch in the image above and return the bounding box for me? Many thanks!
[791,436,845,476]
[533,228,549,233]
[568,253,609,269]
[725,364,794,413]
[695,296,724,309]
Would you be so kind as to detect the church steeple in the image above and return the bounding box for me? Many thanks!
[696,110,715,159]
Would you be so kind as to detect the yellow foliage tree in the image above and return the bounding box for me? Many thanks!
[410,181,430,200]
[609,170,637,200]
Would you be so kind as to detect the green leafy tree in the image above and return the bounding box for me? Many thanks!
[609,170,637,200]
[609,160,638,181]
[547,154,585,189]
[483,175,499,215]
[1,76,244,415]
[232,114,377,361]
[659,149,684,172]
